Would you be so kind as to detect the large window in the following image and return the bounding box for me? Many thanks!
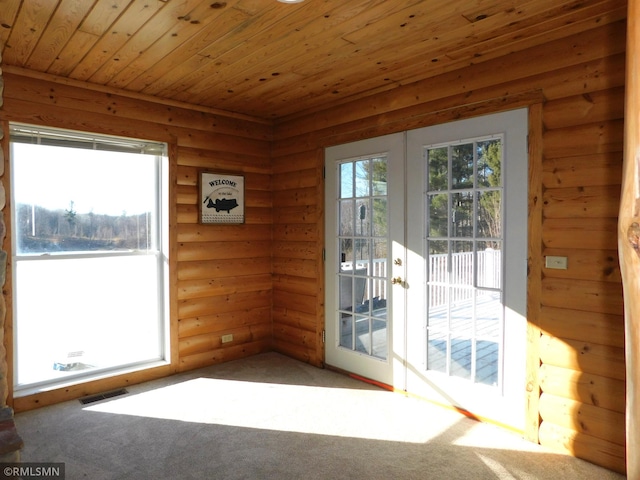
[10,124,169,395]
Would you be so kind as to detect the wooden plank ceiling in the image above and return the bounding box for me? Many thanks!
[0,0,628,121]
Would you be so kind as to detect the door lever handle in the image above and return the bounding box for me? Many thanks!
[391,276,404,285]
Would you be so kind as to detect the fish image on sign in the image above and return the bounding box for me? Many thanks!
[200,173,245,224]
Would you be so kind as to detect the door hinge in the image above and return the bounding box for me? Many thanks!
[322,248,326,261]
[322,329,325,343]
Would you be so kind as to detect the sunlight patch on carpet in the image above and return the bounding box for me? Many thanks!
[83,377,463,443]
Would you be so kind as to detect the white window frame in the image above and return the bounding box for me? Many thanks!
[9,123,170,396]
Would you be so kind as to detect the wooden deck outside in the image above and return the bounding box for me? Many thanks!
[339,292,502,387]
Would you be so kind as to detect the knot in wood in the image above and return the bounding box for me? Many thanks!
[627,222,640,253]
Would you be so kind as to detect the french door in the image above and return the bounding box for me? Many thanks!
[325,109,528,429]
[324,133,405,386]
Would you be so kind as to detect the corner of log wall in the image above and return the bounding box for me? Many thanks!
[0,55,24,462]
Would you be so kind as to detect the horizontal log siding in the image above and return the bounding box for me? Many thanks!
[0,72,273,410]
[272,19,627,474]
[539,22,626,474]
[271,149,324,364]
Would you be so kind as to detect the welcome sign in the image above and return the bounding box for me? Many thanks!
[200,172,245,224]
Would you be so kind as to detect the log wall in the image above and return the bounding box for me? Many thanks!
[272,18,627,474]
[0,70,274,410]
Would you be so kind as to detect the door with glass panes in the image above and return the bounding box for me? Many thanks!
[406,109,528,428]
[324,133,405,387]
[325,109,528,429]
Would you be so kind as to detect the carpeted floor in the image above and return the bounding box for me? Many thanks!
[14,353,625,479]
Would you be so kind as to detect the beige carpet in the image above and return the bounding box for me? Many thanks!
[14,353,625,479]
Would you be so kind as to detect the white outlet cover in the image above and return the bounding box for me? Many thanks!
[545,256,568,270]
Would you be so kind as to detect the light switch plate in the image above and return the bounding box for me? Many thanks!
[545,256,568,270]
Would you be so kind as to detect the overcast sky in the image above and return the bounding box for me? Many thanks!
[12,143,158,216]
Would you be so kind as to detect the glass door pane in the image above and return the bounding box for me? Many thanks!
[337,157,388,360]
[425,138,504,386]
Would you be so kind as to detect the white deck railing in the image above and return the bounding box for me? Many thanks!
[341,258,388,303]
[341,249,501,308]
[428,249,501,307]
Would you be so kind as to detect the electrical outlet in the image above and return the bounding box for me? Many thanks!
[221,334,234,344]
[545,256,568,270]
